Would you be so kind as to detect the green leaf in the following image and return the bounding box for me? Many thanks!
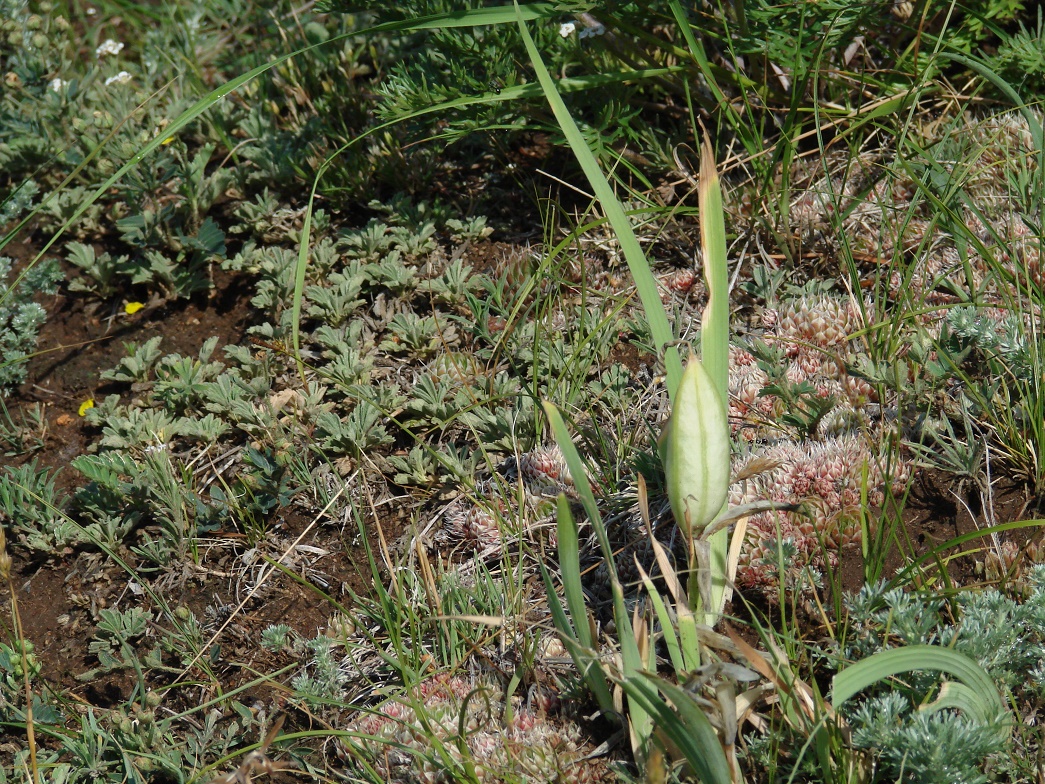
[639,570,686,676]
[541,402,607,555]
[540,508,616,716]
[556,495,592,650]
[191,217,226,257]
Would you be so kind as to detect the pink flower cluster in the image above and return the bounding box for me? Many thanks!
[730,294,876,442]
[658,267,698,298]
[443,497,505,558]
[731,434,908,590]
[443,446,572,557]
[342,670,612,783]
[514,445,572,497]
[821,113,1042,331]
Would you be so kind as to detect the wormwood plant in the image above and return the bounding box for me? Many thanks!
[822,577,1043,784]
[917,303,1045,490]
[0,255,60,394]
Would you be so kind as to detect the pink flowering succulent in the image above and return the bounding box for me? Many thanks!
[342,670,615,783]
[731,293,878,442]
[440,446,574,558]
[731,435,909,591]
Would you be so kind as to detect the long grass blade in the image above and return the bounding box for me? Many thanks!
[556,495,593,651]
[697,137,732,623]
[666,0,758,158]
[617,675,733,784]
[698,139,730,403]
[542,401,649,757]
[516,5,683,399]
[637,566,686,675]
[831,645,1009,739]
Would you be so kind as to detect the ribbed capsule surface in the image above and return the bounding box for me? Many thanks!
[662,359,730,538]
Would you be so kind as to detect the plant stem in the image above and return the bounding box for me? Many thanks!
[9,582,38,784]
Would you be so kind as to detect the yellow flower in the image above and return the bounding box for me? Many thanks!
[78,398,95,417]
[124,301,144,314]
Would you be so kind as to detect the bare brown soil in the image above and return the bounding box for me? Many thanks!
[0,247,382,728]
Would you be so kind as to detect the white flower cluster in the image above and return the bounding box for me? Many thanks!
[104,70,131,85]
[558,19,605,39]
[95,38,123,57]
[49,78,67,92]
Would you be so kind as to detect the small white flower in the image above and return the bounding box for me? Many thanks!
[559,21,576,38]
[579,22,605,39]
[86,6,97,14]
[95,39,123,57]
[49,77,67,92]
[104,70,132,85]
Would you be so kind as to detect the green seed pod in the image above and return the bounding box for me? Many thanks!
[55,16,70,31]
[31,32,47,48]
[304,21,329,44]
[26,14,42,29]
[661,359,730,539]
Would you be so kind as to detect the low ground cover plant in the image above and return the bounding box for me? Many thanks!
[2,0,1045,782]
